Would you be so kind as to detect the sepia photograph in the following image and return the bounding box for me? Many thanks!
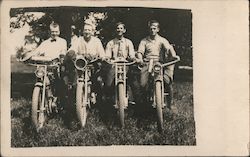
[10,5,195,147]
[1,0,249,156]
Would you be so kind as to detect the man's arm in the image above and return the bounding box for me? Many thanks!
[162,38,179,59]
[30,41,44,56]
[136,40,146,62]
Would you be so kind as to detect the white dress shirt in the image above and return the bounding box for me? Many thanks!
[69,36,105,58]
[33,37,67,59]
[105,37,135,59]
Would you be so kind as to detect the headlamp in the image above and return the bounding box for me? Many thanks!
[74,57,87,70]
[35,66,45,78]
[153,64,161,73]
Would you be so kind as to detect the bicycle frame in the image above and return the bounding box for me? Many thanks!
[106,57,135,108]
[33,63,60,113]
[29,56,61,130]
[77,66,92,107]
[75,57,99,107]
[144,57,180,108]
[74,56,100,127]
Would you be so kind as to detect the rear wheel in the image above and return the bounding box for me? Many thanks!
[32,86,46,130]
[155,81,163,132]
[76,82,87,127]
[117,83,125,128]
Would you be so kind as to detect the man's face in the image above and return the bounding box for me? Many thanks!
[149,24,159,36]
[116,24,126,37]
[50,27,60,39]
[83,24,93,39]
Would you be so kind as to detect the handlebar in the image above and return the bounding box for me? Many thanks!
[74,55,101,71]
[161,57,180,67]
[88,57,100,64]
[103,57,136,66]
[138,56,180,71]
[27,56,61,67]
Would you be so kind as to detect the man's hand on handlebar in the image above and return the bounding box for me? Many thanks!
[135,58,143,64]
[135,52,144,64]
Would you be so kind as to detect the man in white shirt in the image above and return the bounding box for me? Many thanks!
[68,22,105,58]
[65,21,105,105]
[32,22,67,59]
[22,22,68,113]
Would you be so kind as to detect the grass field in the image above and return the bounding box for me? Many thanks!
[11,81,196,147]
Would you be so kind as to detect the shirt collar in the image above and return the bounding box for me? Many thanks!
[50,37,58,42]
[147,34,160,42]
[83,36,93,43]
[114,37,126,43]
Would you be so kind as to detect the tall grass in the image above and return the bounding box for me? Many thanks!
[11,81,195,147]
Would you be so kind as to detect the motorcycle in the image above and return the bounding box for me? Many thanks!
[104,57,135,127]
[74,55,100,127]
[138,56,180,132]
[29,55,63,130]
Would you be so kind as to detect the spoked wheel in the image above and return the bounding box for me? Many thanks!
[32,86,46,130]
[76,82,87,127]
[155,81,164,132]
[117,83,125,128]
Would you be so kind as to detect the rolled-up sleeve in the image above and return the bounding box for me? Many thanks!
[137,39,146,55]
[32,41,45,56]
[162,39,176,57]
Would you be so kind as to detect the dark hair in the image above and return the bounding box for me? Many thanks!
[148,20,160,28]
[116,22,126,29]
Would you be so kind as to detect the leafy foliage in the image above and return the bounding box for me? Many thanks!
[10,7,193,67]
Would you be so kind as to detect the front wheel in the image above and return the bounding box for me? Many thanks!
[117,83,125,128]
[32,86,46,130]
[76,82,87,127]
[155,81,163,132]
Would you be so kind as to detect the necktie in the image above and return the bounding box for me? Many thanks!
[117,41,122,57]
[51,39,56,42]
